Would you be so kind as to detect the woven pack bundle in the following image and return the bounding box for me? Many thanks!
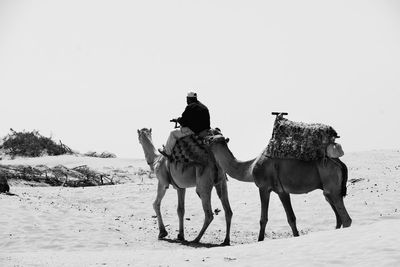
[264,116,339,161]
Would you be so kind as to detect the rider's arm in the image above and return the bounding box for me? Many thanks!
[178,105,192,127]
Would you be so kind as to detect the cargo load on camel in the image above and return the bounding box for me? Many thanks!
[264,113,343,161]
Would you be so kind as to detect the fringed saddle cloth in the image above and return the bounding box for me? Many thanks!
[264,115,343,161]
[170,128,221,166]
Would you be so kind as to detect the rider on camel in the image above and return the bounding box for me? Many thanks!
[158,92,210,158]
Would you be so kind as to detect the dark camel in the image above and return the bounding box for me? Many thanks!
[207,134,352,241]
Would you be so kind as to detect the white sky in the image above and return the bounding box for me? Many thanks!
[0,0,399,159]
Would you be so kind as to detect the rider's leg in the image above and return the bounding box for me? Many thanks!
[163,127,193,155]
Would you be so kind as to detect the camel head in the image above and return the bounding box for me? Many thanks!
[137,128,152,145]
[203,128,228,144]
[204,133,229,146]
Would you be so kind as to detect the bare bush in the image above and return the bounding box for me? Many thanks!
[0,129,73,158]
[0,164,114,187]
[84,151,117,158]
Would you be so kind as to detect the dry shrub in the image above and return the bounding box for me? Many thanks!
[1,129,72,158]
[0,164,114,187]
[84,151,116,158]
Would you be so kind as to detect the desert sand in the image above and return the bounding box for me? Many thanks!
[1,150,399,266]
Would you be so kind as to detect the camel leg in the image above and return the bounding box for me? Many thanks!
[258,187,271,241]
[176,188,186,241]
[319,160,352,228]
[192,184,214,243]
[214,178,232,246]
[278,192,299,237]
[323,193,342,229]
[153,181,168,239]
[325,193,352,228]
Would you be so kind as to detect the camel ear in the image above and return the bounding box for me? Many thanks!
[137,129,140,134]
[225,138,230,143]
[149,128,152,133]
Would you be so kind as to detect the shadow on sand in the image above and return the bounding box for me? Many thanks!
[160,237,224,248]
[0,192,18,196]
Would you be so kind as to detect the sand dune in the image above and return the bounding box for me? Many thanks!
[1,150,399,266]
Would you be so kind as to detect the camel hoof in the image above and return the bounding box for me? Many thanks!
[343,220,352,228]
[158,230,168,239]
[177,234,185,241]
[220,240,230,246]
[190,238,200,244]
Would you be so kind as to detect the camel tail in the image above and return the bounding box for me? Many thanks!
[337,158,348,197]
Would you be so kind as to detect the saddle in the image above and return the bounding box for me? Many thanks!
[165,128,224,189]
[264,115,342,161]
[170,128,221,166]
[171,134,209,165]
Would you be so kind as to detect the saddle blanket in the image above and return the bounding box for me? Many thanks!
[171,133,209,165]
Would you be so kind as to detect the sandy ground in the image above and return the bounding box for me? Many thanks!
[0,151,399,266]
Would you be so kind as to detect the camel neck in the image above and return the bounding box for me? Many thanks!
[211,143,255,183]
[140,138,158,171]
